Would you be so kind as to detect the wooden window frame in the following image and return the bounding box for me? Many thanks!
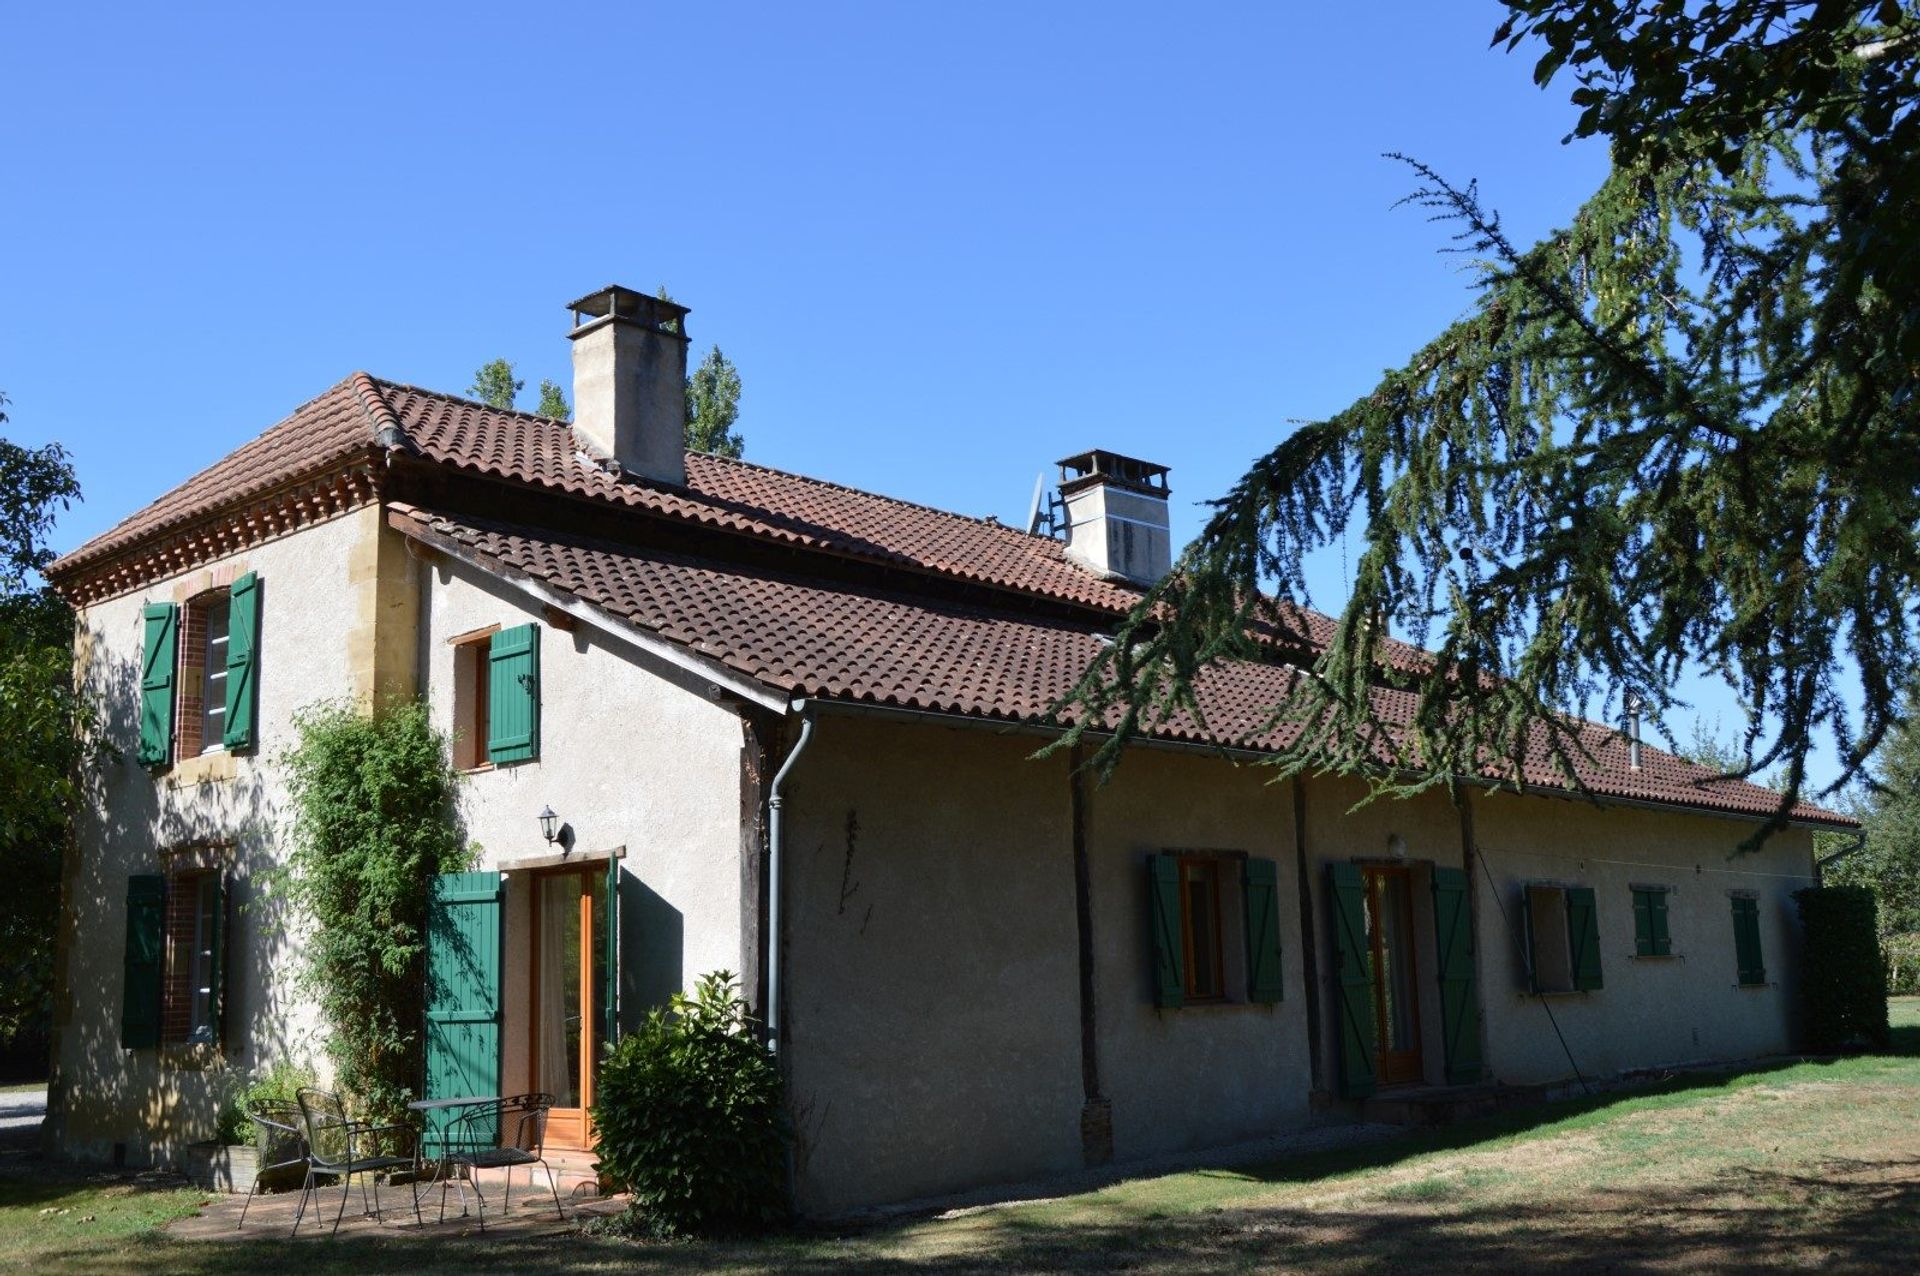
[174,589,232,762]
[450,626,499,773]
[1176,853,1228,1004]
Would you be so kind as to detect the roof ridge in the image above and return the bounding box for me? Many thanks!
[368,375,573,426]
[693,447,1081,552]
[348,371,404,441]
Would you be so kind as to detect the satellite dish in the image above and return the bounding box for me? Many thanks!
[1025,471,1047,534]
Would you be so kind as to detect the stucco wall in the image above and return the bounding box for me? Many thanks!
[418,555,746,1045]
[51,509,375,1164]
[1086,747,1314,1161]
[782,716,1323,1214]
[1468,790,1814,1085]
[780,715,1084,1214]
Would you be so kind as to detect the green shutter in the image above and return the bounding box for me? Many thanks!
[605,855,621,1045]
[1649,891,1671,956]
[486,623,540,764]
[1328,862,1377,1099]
[1568,886,1603,991]
[425,871,504,1153]
[1732,896,1766,985]
[1518,885,1539,992]
[1633,889,1655,956]
[1147,854,1185,1008]
[1242,857,1284,1004]
[223,572,260,751]
[209,871,229,1048]
[137,603,178,767]
[1431,867,1483,1085]
[121,875,166,1049]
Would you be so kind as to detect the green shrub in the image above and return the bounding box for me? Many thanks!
[1794,885,1891,1051]
[590,971,787,1237]
[281,699,471,1124]
[214,1059,319,1145]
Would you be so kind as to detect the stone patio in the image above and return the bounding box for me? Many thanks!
[167,1162,628,1243]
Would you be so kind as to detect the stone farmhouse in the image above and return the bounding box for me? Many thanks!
[43,286,1853,1214]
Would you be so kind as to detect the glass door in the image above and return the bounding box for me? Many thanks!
[531,867,607,1148]
[1363,865,1424,1087]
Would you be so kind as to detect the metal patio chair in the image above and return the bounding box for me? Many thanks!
[236,1099,309,1231]
[430,1092,564,1230]
[293,1087,422,1237]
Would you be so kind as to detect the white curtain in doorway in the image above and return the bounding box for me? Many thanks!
[537,879,574,1104]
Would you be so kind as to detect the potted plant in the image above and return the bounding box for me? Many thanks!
[185,1061,316,1194]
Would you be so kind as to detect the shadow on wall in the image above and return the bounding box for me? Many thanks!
[619,871,683,1032]
[50,628,314,1163]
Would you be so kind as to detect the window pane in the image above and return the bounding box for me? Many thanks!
[200,597,230,753]
[1184,860,1220,999]
[189,875,218,1040]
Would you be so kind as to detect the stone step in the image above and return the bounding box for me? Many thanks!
[1361,1082,1548,1127]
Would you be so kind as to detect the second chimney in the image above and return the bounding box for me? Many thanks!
[1057,450,1172,585]
[566,285,691,486]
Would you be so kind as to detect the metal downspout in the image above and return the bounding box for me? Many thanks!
[766,701,814,1054]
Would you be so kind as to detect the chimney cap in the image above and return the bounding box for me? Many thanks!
[1056,449,1171,498]
[566,284,690,339]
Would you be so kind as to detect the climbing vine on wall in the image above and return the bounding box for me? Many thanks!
[281,699,472,1122]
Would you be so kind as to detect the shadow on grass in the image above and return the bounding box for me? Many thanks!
[39,1048,1920,1275]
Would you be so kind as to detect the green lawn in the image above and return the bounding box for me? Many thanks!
[6,1005,1920,1273]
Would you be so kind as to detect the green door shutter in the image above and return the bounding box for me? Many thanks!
[1567,886,1603,991]
[1732,896,1766,985]
[121,875,166,1048]
[1431,867,1483,1085]
[605,855,621,1045]
[223,572,260,751]
[1328,862,1377,1099]
[1243,857,1284,1004]
[486,624,540,764]
[1147,854,1185,1008]
[425,871,503,1153]
[137,603,178,767]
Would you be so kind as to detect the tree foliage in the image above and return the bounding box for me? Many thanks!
[0,390,87,1048]
[280,699,471,1121]
[1829,680,1920,938]
[534,377,570,421]
[686,345,745,458]
[468,358,523,411]
[1054,3,1920,841]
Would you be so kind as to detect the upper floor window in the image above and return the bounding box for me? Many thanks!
[451,622,542,771]
[137,572,261,769]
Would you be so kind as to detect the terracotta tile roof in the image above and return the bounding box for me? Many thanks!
[390,504,1853,828]
[49,374,389,577]
[55,372,1849,826]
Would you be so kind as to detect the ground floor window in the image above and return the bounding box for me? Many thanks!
[1631,885,1673,957]
[1731,894,1767,986]
[1522,882,1603,993]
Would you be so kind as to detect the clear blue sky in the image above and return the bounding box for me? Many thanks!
[0,2,1844,788]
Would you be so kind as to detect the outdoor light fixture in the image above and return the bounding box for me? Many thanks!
[1387,832,1408,859]
[539,806,560,846]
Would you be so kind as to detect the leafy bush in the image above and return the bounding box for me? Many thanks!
[281,699,471,1124]
[1794,886,1891,1052]
[591,972,787,1237]
[214,1059,319,1145]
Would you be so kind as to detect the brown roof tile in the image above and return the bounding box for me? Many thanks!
[392,504,1852,828]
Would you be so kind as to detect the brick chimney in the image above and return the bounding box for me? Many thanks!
[1056,450,1172,585]
[566,285,690,485]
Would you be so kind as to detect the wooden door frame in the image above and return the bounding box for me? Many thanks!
[529,864,601,1149]
[1362,864,1424,1088]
